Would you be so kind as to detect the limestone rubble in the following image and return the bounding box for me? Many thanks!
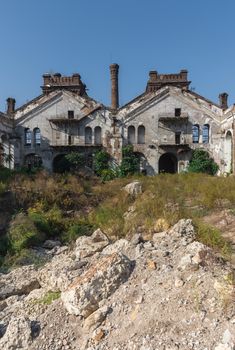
[0,219,234,350]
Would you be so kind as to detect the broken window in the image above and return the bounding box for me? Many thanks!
[25,128,31,146]
[202,124,209,143]
[34,128,41,145]
[192,124,199,143]
[68,110,74,119]
[137,125,145,144]
[128,126,135,144]
[175,108,181,117]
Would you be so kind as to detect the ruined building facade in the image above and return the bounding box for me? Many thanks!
[0,65,234,175]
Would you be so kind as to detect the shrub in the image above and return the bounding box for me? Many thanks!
[93,150,110,176]
[0,181,7,194]
[7,213,45,253]
[120,145,139,177]
[188,149,219,175]
[65,152,85,171]
[62,222,93,243]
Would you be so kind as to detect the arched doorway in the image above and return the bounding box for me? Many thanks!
[24,153,42,169]
[224,131,233,173]
[159,153,177,173]
[53,154,70,173]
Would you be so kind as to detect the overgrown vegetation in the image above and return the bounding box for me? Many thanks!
[0,166,234,270]
[188,149,219,175]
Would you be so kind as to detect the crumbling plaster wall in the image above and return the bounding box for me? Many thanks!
[14,92,113,171]
[118,87,222,174]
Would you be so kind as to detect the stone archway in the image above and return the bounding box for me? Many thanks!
[159,153,177,174]
[53,154,70,173]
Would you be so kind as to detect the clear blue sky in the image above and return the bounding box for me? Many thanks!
[0,0,235,111]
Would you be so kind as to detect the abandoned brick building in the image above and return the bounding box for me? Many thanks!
[0,64,234,175]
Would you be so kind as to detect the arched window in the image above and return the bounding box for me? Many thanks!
[25,128,31,145]
[202,124,209,143]
[192,124,199,143]
[85,127,92,144]
[128,126,135,144]
[34,128,41,145]
[94,126,102,145]
[137,125,145,144]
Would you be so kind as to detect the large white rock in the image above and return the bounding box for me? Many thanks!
[102,239,130,255]
[124,181,142,196]
[169,219,195,244]
[75,228,109,259]
[0,316,32,350]
[38,253,83,292]
[61,252,132,318]
[0,265,40,300]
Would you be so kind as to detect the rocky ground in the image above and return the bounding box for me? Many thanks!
[0,217,234,350]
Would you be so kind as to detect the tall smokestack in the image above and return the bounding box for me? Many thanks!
[219,92,228,110]
[110,63,119,110]
[6,97,16,116]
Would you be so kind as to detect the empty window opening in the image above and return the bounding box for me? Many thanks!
[85,127,92,144]
[175,132,181,144]
[68,110,74,119]
[94,126,102,145]
[175,108,181,117]
[137,125,145,144]
[128,125,135,144]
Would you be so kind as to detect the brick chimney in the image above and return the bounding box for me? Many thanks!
[6,97,16,115]
[219,92,228,110]
[110,63,119,110]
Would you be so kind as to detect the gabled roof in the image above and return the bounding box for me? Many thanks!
[14,89,104,122]
[118,85,223,123]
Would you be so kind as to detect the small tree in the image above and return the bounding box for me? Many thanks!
[188,149,219,175]
[120,145,139,177]
[93,150,110,176]
[65,152,85,171]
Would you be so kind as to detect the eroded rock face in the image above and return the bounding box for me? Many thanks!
[124,181,142,196]
[75,228,109,259]
[61,253,132,317]
[0,266,40,300]
[0,316,33,350]
[38,254,83,292]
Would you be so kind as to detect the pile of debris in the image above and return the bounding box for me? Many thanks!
[0,218,234,350]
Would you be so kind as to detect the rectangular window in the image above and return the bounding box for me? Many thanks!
[175,108,181,117]
[68,110,74,119]
[175,132,181,144]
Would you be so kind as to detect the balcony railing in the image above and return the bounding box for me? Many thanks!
[158,112,189,121]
